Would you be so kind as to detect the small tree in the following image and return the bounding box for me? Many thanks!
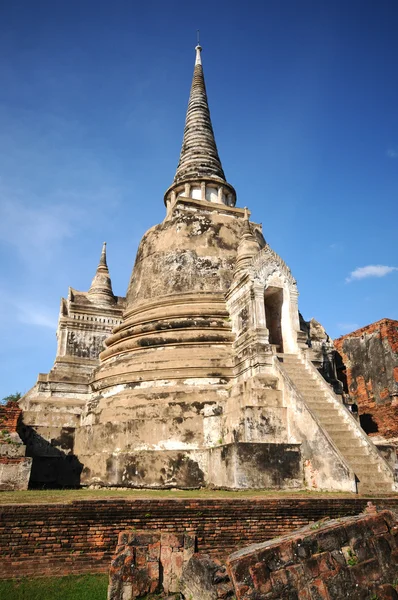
[0,392,22,405]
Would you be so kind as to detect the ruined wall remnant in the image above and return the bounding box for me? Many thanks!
[107,530,195,599]
[0,401,32,490]
[335,319,398,440]
[2,498,398,581]
[227,506,398,599]
[106,505,398,599]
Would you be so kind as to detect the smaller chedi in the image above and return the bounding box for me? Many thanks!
[18,45,397,494]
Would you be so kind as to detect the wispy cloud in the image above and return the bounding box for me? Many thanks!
[387,148,398,158]
[0,198,80,259]
[0,180,122,269]
[346,265,398,283]
[0,290,58,330]
[329,242,344,252]
[337,322,360,333]
[17,303,58,329]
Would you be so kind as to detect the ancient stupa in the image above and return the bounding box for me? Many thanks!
[19,46,396,493]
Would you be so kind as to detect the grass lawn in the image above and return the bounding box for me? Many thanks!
[0,574,108,600]
[0,487,367,505]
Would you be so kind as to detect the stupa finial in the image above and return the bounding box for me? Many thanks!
[88,242,116,305]
[164,43,236,209]
[195,30,202,65]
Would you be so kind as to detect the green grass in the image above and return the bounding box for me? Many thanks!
[0,487,365,505]
[0,574,108,600]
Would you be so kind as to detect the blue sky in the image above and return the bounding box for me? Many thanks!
[1,0,397,398]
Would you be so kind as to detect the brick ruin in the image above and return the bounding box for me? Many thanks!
[105,505,398,600]
[108,531,196,599]
[2,497,398,581]
[335,319,398,446]
[0,401,31,490]
[3,45,395,495]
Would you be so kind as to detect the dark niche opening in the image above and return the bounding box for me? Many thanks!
[359,413,379,434]
[264,286,284,352]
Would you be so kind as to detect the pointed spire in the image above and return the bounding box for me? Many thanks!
[164,44,236,209]
[88,242,116,305]
[174,43,226,185]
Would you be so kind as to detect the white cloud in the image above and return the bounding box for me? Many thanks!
[346,265,398,283]
[0,290,58,330]
[329,242,344,252]
[337,322,360,333]
[0,198,79,256]
[387,148,398,158]
[17,303,58,329]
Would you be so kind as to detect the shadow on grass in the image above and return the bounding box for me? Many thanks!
[0,574,108,600]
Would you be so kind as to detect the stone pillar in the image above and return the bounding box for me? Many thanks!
[201,181,206,201]
[184,183,191,197]
[218,186,223,203]
[253,283,267,330]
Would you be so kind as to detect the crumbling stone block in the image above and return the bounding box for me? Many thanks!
[107,530,195,599]
[180,554,235,599]
[226,506,398,599]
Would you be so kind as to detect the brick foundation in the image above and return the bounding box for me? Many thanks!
[2,498,398,579]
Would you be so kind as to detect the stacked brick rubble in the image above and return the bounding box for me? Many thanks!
[0,401,31,490]
[108,531,195,599]
[335,319,398,441]
[227,506,398,599]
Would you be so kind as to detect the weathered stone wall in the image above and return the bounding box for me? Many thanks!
[0,403,31,491]
[335,319,398,440]
[2,498,398,579]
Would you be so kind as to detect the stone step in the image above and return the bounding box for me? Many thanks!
[284,373,313,381]
[327,430,361,442]
[309,408,338,416]
[319,417,347,427]
[351,464,384,477]
[321,423,353,432]
[349,461,385,475]
[327,433,365,447]
[332,444,371,460]
[357,482,393,494]
[291,380,327,390]
[293,382,326,390]
[338,446,371,456]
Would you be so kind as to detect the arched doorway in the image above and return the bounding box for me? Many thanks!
[264,286,284,351]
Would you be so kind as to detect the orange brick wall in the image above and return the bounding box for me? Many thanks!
[335,319,398,439]
[1,498,398,579]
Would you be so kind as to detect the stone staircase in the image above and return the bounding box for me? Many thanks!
[278,353,396,494]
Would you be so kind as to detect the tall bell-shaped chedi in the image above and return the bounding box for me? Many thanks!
[73,44,397,494]
[76,44,256,487]
[20,45,396,493]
